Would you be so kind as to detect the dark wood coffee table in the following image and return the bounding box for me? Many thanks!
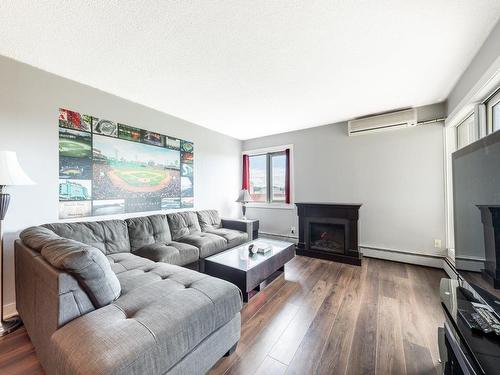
[205,239,295,302]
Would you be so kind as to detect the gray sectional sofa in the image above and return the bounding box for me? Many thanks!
[15,210,249,375]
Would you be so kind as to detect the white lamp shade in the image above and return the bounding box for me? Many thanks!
[235,189,251,203]
[0,151,35,186]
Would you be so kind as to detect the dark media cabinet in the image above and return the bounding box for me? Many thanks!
[439,278,500,375]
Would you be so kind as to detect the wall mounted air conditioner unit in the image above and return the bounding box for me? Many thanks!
[348,108,417,136]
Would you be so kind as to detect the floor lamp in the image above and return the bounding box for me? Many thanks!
[0,151,34,336]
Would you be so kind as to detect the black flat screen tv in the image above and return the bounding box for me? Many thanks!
[453,129,500,297]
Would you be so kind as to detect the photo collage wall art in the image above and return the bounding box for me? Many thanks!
[58,108,194,219]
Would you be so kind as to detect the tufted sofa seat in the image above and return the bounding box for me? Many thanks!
[167,211,229,258]
[15,209,248,375]
[196,210,248,249]
[48,257,242,374]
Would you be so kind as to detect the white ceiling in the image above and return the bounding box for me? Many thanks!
[1,1,499,140]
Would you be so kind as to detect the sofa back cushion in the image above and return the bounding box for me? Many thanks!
[43,220,130,254]
[197,210,222,231]
[18,226,62,252]
[125,214,172,252]
[20,226,121,308]
[167,211,201,241]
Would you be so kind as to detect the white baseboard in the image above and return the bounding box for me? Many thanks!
[360,246,445,269]
[3,303,17,319]
[260,237,449,270]
[259,231,298,242]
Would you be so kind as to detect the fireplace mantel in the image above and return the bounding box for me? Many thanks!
[296,202,362,265]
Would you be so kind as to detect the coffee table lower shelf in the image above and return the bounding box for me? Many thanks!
[204,241,295,302]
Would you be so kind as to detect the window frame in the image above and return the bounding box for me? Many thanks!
[247,153,268,203]
[269,150,287,203]
[486,89,500,134]
[456,113,475,149]
[244,144,294,209]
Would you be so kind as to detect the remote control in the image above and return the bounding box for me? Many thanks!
[471,312,494,334]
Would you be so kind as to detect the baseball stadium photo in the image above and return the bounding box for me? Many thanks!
[92,118,118,137]
[59,179,92,201]
[59,128,92,158]
[181,140,193,153]
[59,156,92,179]
[59,108,91,132]
[93,134,180,200]
[166,137,180,150]
[118,124,142,142]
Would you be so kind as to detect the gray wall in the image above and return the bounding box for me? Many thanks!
[243,103,446,257]
[0,56,242,309]
[448,19,500,115]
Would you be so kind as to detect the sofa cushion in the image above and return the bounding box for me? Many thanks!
[176,233,227,258]
[205,228,248,248]
[132,241,199,266]
[197,210,222,231]
[40,238,121,308]
[167,212,202,241]
[48,262,242,374]
[19,226,62,252]
[43,220,130,254]
[125,214,172,252]
[107,253,155,276]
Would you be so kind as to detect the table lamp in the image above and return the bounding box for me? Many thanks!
[0,151,35,336]
[235,189,251,220]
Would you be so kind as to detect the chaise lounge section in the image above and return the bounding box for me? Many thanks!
[15,209,248,375]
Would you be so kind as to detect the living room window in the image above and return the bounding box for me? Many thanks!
[248,154,267,202]
[243,145,293,206]
[486,88,500,134]
[270,152,286,202]
[456,113,476,149]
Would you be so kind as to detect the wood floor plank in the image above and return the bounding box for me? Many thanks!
[398,264,439,375]
[1,256,446,375]
[223,262,332,374]
[210,258,327,375]
[254,356,287,375]
[405,265,444,371]
[313,262,365,375]
[376,296,407,375]
[285,264,355,375]
[268,263,339,365]
[240,256,312,325]
[345,258,381,375]
[0,327,42,375]
[375,259,407,375]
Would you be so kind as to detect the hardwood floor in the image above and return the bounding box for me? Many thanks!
[0,256,446,375]
[210,256,446,375]
[0,326,42,375]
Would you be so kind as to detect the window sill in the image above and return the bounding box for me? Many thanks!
[246,202,295,210]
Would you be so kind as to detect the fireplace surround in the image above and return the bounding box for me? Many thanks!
[296,202,362,265]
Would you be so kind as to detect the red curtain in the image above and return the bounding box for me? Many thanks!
[285,149,291,204]
[242,154,249,190]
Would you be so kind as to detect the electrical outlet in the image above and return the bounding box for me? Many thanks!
[290,226,296,235]
[434,239,442,249]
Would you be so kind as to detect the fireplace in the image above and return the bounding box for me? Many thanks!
[309,222,345,253]
[296,203,362,265]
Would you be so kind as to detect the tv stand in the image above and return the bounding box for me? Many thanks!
[439,278,500,374]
